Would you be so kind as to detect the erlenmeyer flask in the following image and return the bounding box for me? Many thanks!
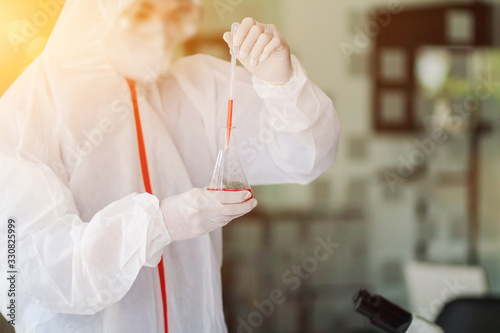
[208,127,252,196]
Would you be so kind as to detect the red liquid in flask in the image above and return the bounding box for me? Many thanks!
[207,188,253,201]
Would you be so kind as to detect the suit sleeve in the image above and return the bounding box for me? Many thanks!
[249,55,339,184]
[0,152,172,315]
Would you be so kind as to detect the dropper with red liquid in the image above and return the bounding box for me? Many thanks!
[226,22,239,150]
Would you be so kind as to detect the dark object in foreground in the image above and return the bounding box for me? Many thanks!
[435,297,500,333]
[353,289,412,333]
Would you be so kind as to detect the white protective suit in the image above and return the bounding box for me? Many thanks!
[0,0,339,332]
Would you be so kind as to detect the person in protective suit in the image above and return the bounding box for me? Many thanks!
[0,0,340,331]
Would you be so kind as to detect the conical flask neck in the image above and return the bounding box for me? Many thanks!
[220,126,236,151]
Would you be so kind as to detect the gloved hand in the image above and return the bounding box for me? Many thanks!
[160,188,257,241]
[223,17,293,85]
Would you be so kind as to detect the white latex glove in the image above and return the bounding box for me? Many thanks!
[223,17,293,85]
[160,188,257,241]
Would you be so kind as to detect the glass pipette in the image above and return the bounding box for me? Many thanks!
[226,22,239,151]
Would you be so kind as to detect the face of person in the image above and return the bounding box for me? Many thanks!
[106,0,203,82]
[120,0,202,43]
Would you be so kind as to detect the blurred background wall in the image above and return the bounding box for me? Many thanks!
[2,0,500,332]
